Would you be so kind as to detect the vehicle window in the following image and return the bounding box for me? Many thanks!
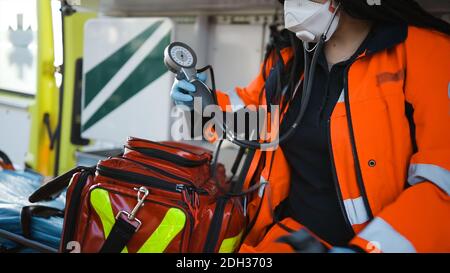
[0,0,38,95]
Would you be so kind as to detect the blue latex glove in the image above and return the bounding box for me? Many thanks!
[170,72,208,105]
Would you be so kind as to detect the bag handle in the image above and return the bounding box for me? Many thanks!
[28,166,94,203]
[21,205,64,239]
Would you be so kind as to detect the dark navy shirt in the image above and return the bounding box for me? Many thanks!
[279,36,371,246]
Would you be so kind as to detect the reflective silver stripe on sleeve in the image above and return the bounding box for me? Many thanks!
[408,164,450,195]
[343,197,370,226]
[359,217,416,253]
[227,90,246,112]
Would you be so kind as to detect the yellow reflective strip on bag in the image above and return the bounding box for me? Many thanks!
[137,208,186,253]
[219,231,243,253]
[90,188,128,253]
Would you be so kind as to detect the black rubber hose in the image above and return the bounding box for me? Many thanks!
[228,36,325,150]
[196,35,324,151]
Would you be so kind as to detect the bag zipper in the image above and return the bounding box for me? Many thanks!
[203,197,228,253]
[126,146,209,167]
[61,169,93,251]
[119,156,194,185]
[96,165,206,195]
[129,138,210,156]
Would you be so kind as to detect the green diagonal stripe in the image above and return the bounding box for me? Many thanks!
[84,20,163,108]
[83,32,171,131]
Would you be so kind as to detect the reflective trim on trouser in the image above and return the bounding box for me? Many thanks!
[408,164,450,195]
[358,217,416,253]
[343,197,370,226]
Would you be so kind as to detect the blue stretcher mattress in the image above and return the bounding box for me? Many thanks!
[0,170,64,252]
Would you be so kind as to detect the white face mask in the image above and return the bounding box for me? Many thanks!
[284,0,340,43]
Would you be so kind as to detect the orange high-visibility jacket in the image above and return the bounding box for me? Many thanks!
[215,25,450,253]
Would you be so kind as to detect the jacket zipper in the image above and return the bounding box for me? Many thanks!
[203,197,228,253]
[96,165,206,195]
[61,169,93,251]
[126,146,209,167]
[343,64,374,220]
[327,120,354,234]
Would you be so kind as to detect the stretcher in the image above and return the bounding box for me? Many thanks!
[0,169,64,252]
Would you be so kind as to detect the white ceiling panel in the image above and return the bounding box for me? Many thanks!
[75,0,449,20]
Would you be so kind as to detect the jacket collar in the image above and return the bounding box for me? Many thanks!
[365,23,408,55]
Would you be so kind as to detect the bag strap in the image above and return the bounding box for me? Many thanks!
[0,150,14,170]
[231,148,256,194]
[21,205,64,239]
[229,147,246,182]
[99,215,139,253]
[28,166,94,203]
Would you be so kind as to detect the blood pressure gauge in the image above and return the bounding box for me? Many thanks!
[164,42,198,80]
[165,43,196,70]
[164,42,215,109]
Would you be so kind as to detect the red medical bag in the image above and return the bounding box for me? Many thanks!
[30,138,246,253]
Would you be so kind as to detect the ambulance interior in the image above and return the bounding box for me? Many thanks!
[0,0,449,253]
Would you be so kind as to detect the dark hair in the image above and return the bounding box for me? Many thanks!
[340,0,450,35]
[270,0,450,109]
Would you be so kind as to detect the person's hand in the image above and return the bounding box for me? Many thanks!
[170,73,208,106]
[277,229,327,253]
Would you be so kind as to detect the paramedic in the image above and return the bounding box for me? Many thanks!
[171,0,450,253]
